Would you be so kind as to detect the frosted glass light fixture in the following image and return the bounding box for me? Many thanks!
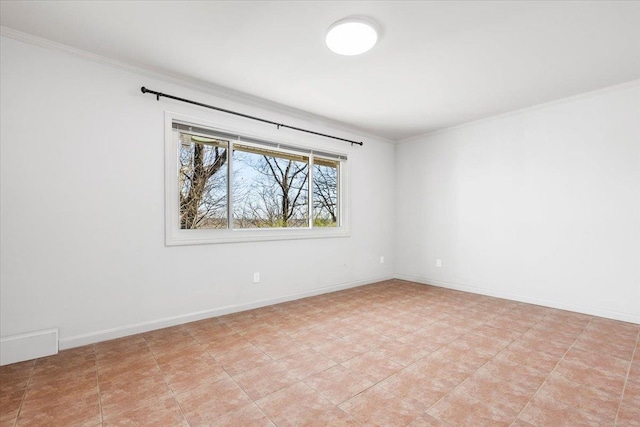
[325,17,378,56]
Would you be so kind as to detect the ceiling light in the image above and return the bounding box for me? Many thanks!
[325,17,378,56]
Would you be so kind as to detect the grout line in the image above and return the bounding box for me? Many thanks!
[92,344,103,426]
[352,308,525,424]
[613,328,640,427]
[185,320,279,426]
[143,330,193,427]
[510,317,593,426]
[12,360,36,427]
[421,331,532,422]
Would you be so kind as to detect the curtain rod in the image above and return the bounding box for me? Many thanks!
[140,87,363,146]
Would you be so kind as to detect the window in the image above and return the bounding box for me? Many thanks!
[165,112,349,245]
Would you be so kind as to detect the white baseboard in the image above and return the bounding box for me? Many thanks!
[0,329,59,366]
[395,274,640,325]
[58,275,394,350]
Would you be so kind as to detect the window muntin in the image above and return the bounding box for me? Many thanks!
[167,114,349,244]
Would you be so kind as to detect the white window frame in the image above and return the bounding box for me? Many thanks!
[165,111,350,246]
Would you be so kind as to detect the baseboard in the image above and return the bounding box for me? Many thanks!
[0,329,59,366]
[395,274,640,325]
[58,275,394,350]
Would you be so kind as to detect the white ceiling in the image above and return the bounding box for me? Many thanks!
[1,1,639,141]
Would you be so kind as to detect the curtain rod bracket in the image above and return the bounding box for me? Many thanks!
[140,86,363,146]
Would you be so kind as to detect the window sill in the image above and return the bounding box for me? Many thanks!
[165,226,350,246]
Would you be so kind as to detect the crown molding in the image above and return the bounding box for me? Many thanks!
[397,78,640,145]
[0,26,394,145]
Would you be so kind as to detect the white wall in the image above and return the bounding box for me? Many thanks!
[395,82,640,323]
[0,36,395,351]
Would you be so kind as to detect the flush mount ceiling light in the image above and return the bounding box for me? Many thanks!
[325,17,378,56]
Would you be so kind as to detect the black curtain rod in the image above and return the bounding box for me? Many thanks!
[140,87,363,146]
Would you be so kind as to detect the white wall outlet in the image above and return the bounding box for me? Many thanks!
[253,272,260,283]
[380,256,385,264]
[436,259,442,268]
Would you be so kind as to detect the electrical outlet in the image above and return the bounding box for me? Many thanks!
[380,256,385,264]
[253,272,260,283]
[436,259,442,268]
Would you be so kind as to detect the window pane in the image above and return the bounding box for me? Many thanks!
[179,133,228,229]
[313,159,339,227]
[233,144,309,228]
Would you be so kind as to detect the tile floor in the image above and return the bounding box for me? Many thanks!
[1,280,639,426]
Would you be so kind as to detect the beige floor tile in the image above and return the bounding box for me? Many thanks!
[304,364,373,405]
[101,396,187,427]
[175,376,253,425]
[256,382,334,427]
[339,385,421,426]
[341,351,403,382]
[426,388,516,426]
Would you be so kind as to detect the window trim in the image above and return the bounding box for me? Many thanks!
[165,111,350,246]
